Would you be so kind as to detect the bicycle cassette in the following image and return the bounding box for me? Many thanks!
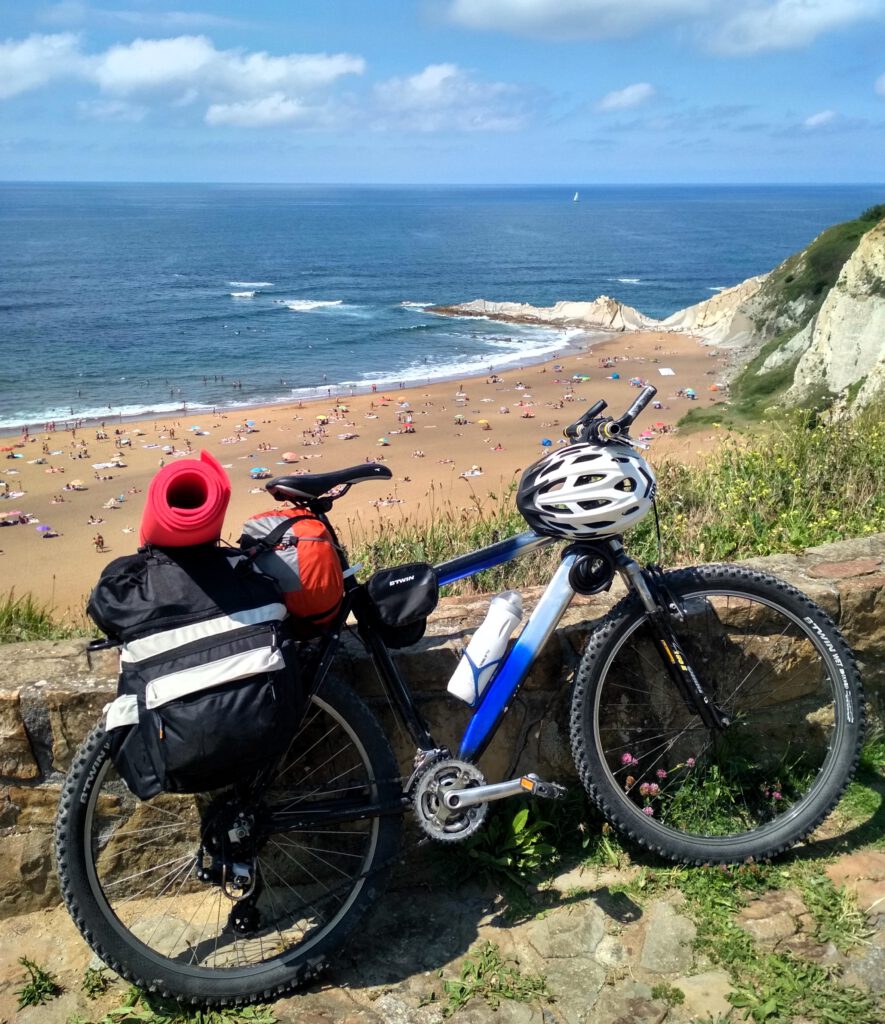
[412,758,488,843]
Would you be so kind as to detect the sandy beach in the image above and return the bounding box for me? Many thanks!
[0,329,728,617]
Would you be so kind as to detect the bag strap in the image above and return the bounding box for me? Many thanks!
[241,512,321,557]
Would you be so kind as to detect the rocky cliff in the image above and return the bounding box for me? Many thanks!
[434,208,885,416]
[431,295,653,332]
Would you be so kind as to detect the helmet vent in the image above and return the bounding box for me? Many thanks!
[573,452,604,465]
[578,498,609,511]
[614,478,636,492]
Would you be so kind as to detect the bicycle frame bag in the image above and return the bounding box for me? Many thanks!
[240,509,344,637]
[363,562,439,648]
[88,544,302,801]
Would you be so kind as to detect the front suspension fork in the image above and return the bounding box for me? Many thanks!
[611,543,730,731]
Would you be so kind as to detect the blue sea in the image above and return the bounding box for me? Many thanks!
[1,183,881,430]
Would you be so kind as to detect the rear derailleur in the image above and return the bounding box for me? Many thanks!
[194,802,264,935]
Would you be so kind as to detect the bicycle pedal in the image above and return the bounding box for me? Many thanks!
[522,774,568,800]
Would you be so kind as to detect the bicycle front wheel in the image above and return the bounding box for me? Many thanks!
[570,565,865,864]
[56,676,402,1006]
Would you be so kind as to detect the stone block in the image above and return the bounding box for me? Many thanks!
[639,902,697,974]
[43,681,114,771]
[524,901,606,959]
[0,828,59,917]
[0,688,39,779]
[671,970,733,1021]
[0,639,92,687]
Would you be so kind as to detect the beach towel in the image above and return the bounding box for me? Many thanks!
[140,450,231,548]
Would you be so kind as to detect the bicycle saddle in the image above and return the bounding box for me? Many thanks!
[266,463,392,501]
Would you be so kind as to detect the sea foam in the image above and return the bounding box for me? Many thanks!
[280,299,344,312]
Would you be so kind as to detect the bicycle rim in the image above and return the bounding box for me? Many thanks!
[582,572,862,861]
[78,691,387,983]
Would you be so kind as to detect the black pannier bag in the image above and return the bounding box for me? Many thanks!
[362,562,439,648]
[88,545,302,801]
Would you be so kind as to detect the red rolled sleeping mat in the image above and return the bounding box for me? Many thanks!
[140,450,231,548]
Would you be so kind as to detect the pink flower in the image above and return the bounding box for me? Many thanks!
[648,783,660,796]
[639,782,651,796]
[656,769,667,779]
[621,752,634,766]
[772,791,782,801]
[642,805,655,816]
[686,757,696,767]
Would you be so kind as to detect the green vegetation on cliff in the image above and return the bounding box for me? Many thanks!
[718,204,885,420]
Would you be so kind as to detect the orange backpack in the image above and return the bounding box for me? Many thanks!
[240,510,344,632]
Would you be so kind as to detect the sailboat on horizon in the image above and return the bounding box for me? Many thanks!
[573,191,579,202]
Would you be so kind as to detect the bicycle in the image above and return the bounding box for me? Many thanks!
[55,385,865,1006]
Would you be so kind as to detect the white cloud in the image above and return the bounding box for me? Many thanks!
[91,35,217,94]
[76,98,147,122]
[445,0,885,53]
[374,63,531,131]
[88,36,366,98]
[876,73,885,95]
[41,3,244,31]
[711,0,883,55]
[0,31,365,130]
[446,0,708,39]
[803,109,836,128]
[597,82,655,111]
[205,93,307,127]
[0,32,84,99]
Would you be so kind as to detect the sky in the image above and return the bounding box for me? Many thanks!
[1,0,884,184]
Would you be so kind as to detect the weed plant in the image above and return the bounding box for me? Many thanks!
[72,985,277,1023]
[16,956,62,1008]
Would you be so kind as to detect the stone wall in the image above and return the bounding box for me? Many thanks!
[1,535,882,918]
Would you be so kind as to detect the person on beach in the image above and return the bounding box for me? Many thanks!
[93,533,104,553]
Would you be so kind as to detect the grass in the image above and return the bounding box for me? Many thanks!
[425,941,550,1018]
[70,986,278,1023]
[341,405,885,583]
[0,589,90,644]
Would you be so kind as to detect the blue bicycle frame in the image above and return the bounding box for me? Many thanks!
[430,531,575,761]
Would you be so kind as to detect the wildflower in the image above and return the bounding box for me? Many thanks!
[686,757,696,768]
[656,769,667,779]
[772,791,782,801]
[639,782,651,796]
[621,752,634,766]
[642,806,655,816]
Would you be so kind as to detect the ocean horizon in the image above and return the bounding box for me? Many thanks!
[1,182,882,430]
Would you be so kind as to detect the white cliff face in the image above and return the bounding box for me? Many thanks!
[786,220,885,408]
[659,275,767,344]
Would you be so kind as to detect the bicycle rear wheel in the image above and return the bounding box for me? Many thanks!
[56,677,402,1006]
[570,565,864,864]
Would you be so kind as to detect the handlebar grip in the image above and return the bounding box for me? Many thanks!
[585,399,608,419]
[618,385,657,427]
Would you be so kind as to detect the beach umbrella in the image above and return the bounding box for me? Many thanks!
[250,466,269,474]
[685,388,696,397]
[611,373,620,380]
[541,438,553,447]
[378,437,390,445]
[281,452,299,463]
[245,419,255,427]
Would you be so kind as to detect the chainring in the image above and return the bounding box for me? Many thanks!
[412,758,488,843]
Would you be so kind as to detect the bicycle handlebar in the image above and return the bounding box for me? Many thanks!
[564,384,657,444]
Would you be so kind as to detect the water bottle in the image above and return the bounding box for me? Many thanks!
[447,591,524,706]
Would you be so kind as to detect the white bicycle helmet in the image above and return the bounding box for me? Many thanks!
[516,442,656,538]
